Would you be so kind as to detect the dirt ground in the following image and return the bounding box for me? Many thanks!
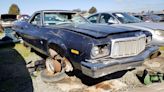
[0,43,164,92]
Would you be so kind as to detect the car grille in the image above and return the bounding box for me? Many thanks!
[110,34,146,58]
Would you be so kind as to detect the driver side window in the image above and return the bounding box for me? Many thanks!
[99,13,116,24]
[88,14,99,23]
[31,13,41,26]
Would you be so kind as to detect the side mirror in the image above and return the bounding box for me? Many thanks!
[108,19,118,24]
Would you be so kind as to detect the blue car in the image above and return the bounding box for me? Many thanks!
[12,10,159,81]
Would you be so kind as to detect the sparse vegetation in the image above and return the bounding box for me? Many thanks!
[8,4,20,15]
[88,6,97,14]
[160,46,164,51]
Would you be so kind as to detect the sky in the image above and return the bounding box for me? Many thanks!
[0,0,164,15]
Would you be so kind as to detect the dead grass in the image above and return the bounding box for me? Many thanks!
[160,46,164,51]
[14,43,31,58]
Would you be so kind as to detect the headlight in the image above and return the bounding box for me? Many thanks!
[154,30,164,36]
[91,45,109,59]
[91,46,100,57]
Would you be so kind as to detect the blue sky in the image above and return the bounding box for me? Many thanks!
[0,0,164,15]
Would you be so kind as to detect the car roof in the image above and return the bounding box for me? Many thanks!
[36,10,76,14]
[88,12,127,17]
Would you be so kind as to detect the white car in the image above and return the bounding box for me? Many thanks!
[88,12,164,46]
[0,14,17,28]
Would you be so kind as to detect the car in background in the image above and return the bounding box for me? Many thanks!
[17,14,30,21]
[0,14,17,28]
[13,10,159,81]
[0,25,19,45]
[87,12,164,46]
[133,14,162,22]
[153,13,164,22]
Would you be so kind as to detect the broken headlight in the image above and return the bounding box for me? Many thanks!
[91,45,109,59]
[146,36,152,44]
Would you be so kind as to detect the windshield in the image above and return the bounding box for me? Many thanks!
[112,13,142,23]
[43,12,89,26]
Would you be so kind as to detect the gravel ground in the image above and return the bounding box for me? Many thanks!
[31,48,164,92]
[1,43,164,92]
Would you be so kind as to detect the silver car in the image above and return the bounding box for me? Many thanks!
[88,12,164,46]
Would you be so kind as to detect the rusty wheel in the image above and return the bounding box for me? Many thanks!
[63,57,73,72]
[41,48,67,82]
[45,57,62,75]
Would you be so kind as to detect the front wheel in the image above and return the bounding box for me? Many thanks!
[41,57,66,82]
[40,48,73,82]
[41,69,67,83]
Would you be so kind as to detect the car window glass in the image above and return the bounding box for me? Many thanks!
[100,13,115,23]
[88,14,99,23]
[112,13,142,23]
[43,13,89,26]
[31,13,41,25]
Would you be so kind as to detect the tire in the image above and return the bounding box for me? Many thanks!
[41,69,67,83]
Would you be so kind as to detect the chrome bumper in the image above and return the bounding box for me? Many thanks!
[81,46,159,78]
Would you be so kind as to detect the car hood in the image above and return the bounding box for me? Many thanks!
[129,22,164,30]
[58,24,140,38]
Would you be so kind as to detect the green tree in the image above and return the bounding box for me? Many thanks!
[8,4,20,15]
[88,6,97,14]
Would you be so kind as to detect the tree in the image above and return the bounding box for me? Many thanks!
[88,6,97,14]
[8,4,20,15]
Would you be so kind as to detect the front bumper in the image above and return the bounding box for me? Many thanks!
[81,46,159,78]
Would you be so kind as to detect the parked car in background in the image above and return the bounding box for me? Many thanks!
[133,14,162,22]
[0,24,19,44]
[17,14,30,21]
[13,10,159,81]
[153,13,164,22]
[88,12,164,46]
[0,14,17,28]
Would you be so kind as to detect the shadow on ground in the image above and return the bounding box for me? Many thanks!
[0,44,33,92]
[67,69,129,86]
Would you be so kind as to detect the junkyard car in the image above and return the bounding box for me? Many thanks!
[133,14,162,22]
[17,14,30,21]
[0,14,17,28]
[88,12,164,46]
[0,24,19,44]
[13,10,159,80]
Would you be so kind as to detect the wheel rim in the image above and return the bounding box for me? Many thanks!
[46,48,62,75]
[49,48,57,58]
[63,57,73,72]
[46,58,62,74]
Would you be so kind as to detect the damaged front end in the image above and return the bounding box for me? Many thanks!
[81,33,159,78]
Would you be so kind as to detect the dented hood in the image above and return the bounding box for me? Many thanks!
[59,24,140,38]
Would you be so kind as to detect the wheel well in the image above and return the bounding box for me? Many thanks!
[48,43,66,57]
[48,43,74,72]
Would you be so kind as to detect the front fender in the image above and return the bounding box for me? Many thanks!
[48,37,68,57]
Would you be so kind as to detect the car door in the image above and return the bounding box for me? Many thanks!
[21,13,48,55]
[87,14,100,23]
[99,13,118,24]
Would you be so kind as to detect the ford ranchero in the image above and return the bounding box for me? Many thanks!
[12,10,160,82]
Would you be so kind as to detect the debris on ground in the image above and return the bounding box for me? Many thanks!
[3,43,164,92]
